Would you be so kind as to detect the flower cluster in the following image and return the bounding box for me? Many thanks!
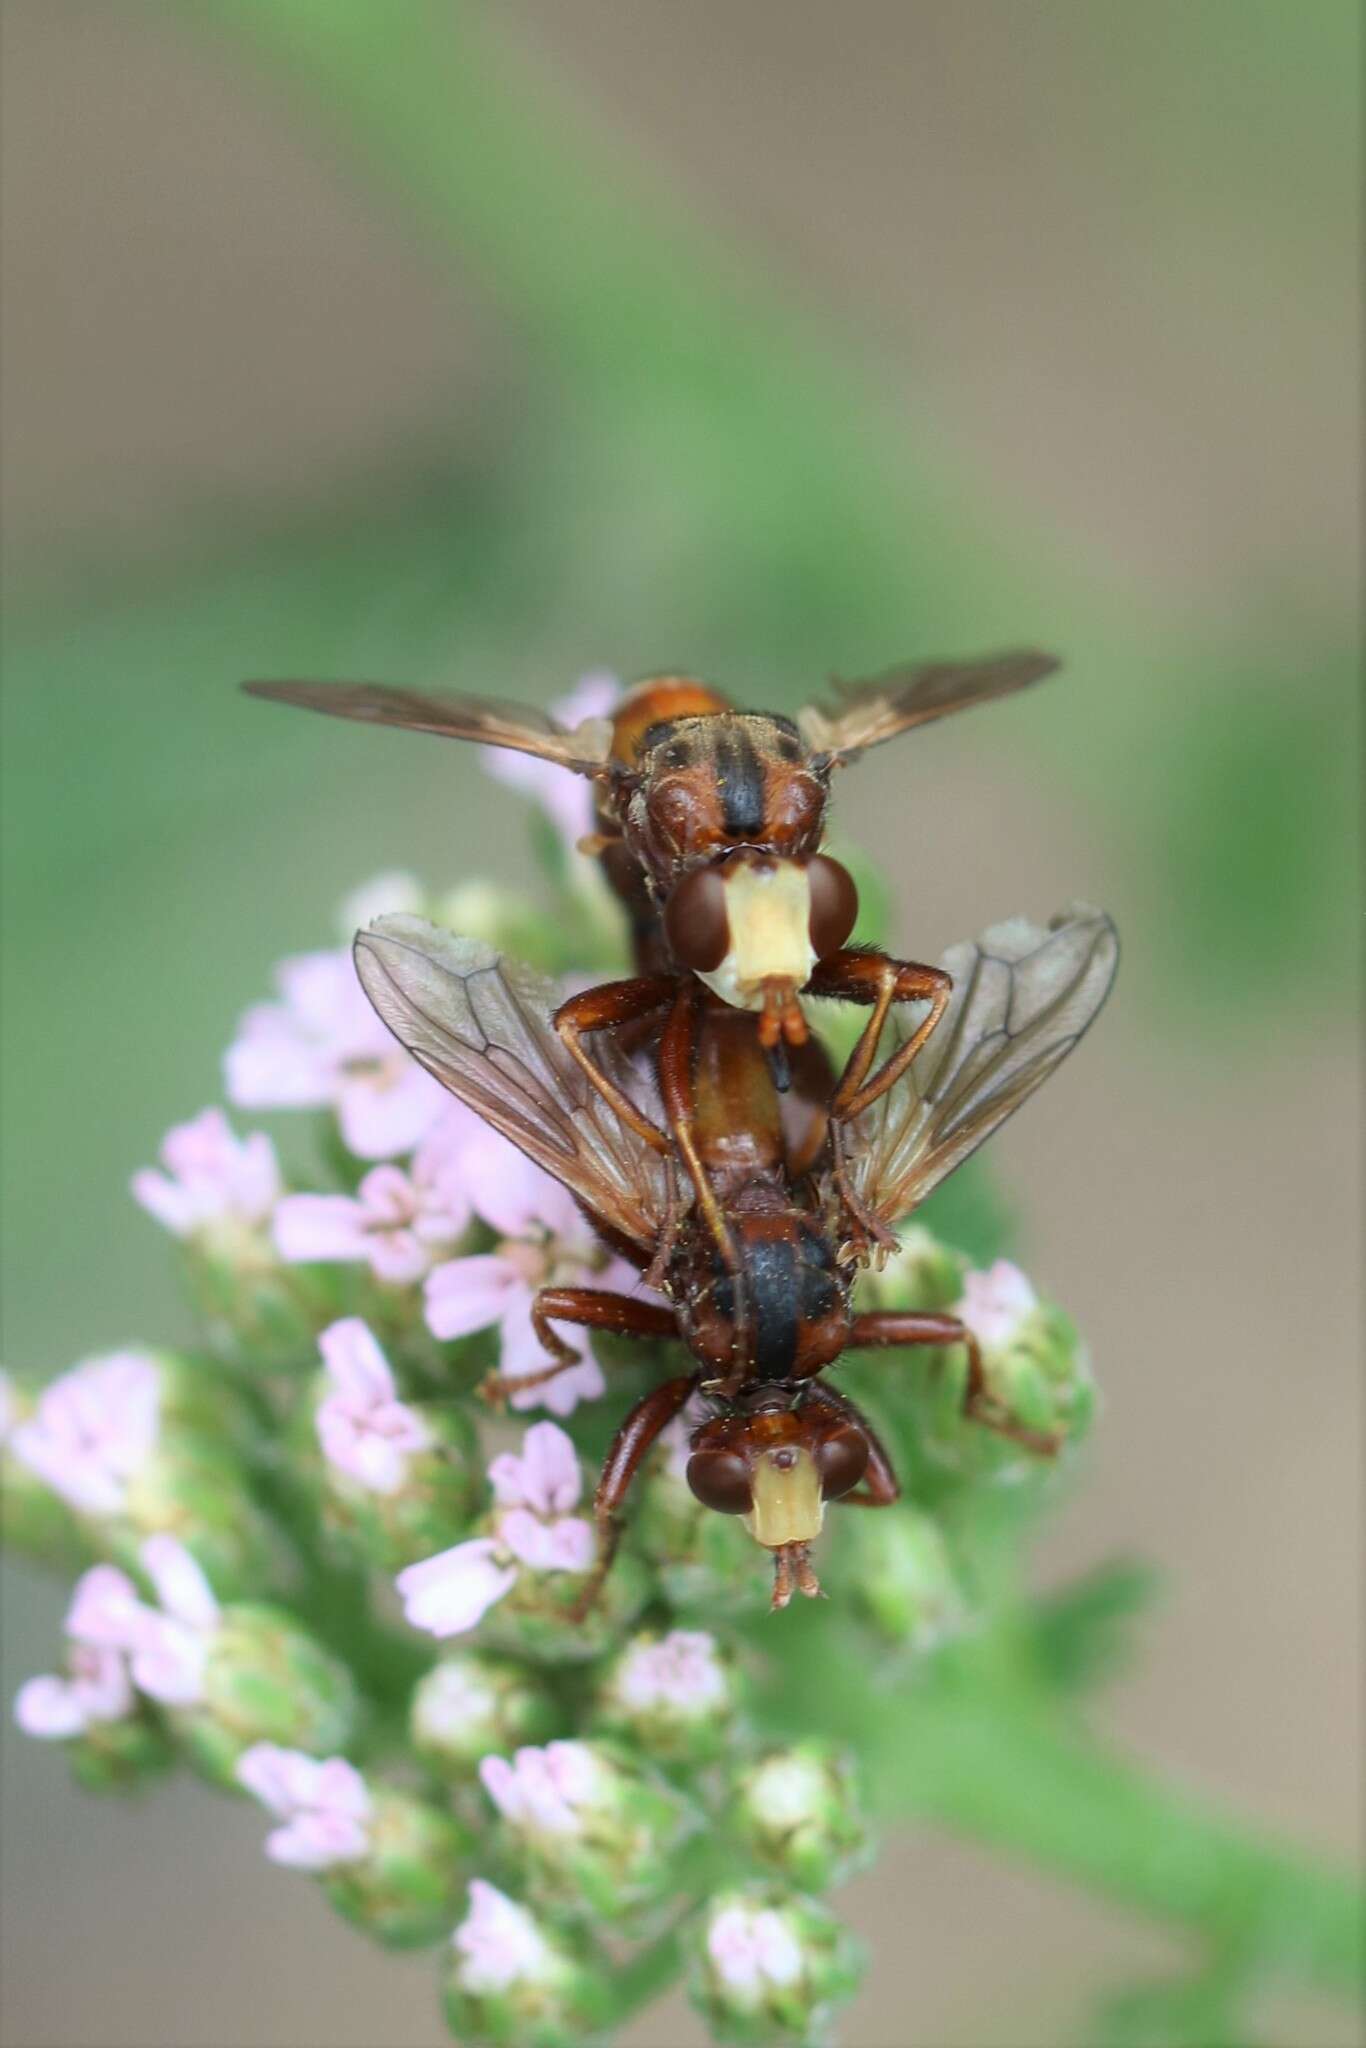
[5,677,1096,2044]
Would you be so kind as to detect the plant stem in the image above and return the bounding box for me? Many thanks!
[768,1635,1363,2000]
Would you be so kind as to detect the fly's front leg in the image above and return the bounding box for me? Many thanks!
[567,1373,699,1622]
[799,1380,901,1506]
[847,1310,1062,1456]
[480,1287,679,1406]
[554,977,675,1154]
[809,949,953,1121]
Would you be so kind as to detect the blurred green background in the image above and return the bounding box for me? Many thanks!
[0,4,1359,2045]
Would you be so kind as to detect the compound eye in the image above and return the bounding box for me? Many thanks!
[686,1447,753,1515]
[814,1424,869,1501]
[664,865,730,973]
[807,855,858,958]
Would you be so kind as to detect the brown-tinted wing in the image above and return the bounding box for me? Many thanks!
[845,904,1118,1229]
[354,916,668,1251]
[797,650,1059,764]
[242,680,612,774]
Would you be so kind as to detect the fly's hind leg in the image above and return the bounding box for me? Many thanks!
[847,1309,1062,1456]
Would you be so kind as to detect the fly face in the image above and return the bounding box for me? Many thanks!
[684,1390,873,1607]
[663,849,859,1041]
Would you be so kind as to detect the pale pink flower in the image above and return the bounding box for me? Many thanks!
[479,1740,606,1838]
[65,1539,221,1706]
[11,1549,204,1740]
[707,1903,804,1999]
[131,1108,281,1241]
[14,1641,134,1741]
[481,673,619,854]
[394,1422,595,1638]
[225,948,444,1159]
[615,1630,727,1714]
[425,1131,650,1416]
[395,1538,518,1638]
[274,1112,476,1284]
[452,1879,553,1995]
[314,1319,432,1495]
[10,1351,161,1517]
[236,1744,373,1870]
[955,1260,1039,1352]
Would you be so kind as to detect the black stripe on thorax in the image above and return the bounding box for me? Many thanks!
[744,1235,801,1378]
[713,727,766,837]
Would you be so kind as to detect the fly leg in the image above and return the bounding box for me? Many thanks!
[847,1310,1062,1456]
[554,976,676,1154]
[805,949,953,1261]
[829,1120,900,1265]
[567,1373,699,1623]
[798,1380,902,1505]
[480,1288,679,1406]
[809,950,953,1120]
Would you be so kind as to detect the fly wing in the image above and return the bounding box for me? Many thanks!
[846,904,1118,1229]
[797,650,1059,764]
[242,680,612,775]
[353,915,669,1251]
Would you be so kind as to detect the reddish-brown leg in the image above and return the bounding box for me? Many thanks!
[481,1287,680,1404]
[657,980,737,1268]
[568,1373,700,1621]
[799,1380,902,1505]
[808,950,953,1120]
[847,1310,1062,1456]
[554,976,676,1153]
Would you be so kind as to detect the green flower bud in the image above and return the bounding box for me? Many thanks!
[733,1743,871,1893]
[854,1224,965,1314]
[590,1627,741,1767]
[323,1787,473,1949]
[433,880,554,964]
[479,1545,652,1667]
[913,1262,1094,1479]
[411,1651,559,1783]
[479,1738,699,1920]
[690,1884,864,2045]
[829,1505,967,1650]
[442,1879,613,2048]
[183,1234,333,1371]
[173,1603,358,1787]
[117,1443,278,1600]
[0,1375,87,1566]
[304,1372,483,1574]
[66,1709,175,1796]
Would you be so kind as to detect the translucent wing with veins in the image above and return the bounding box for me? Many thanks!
[242,680,613,775]
[845,903,1118,1232]
[353,916,669,1252]
[797,650,1059,764]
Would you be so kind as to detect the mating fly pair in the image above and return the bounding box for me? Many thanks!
[246,653,1056,1257]
[244,658,1116,1608]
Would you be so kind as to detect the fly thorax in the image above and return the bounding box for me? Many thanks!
[694,861,816,1012]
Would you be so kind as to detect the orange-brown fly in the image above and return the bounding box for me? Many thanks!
[244,655,1057,1253]
[353,903,1118,1612]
